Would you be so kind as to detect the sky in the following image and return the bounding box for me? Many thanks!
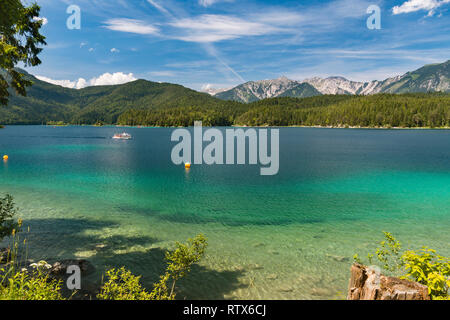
[25,0,450,91]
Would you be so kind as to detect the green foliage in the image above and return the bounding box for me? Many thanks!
[46,121,67,126]
[160,233,208,299]
[1,223,207,300]
[0,0,46,105]
[235,93,450,128]
[98,234,208,300]
[354,232,450,299]
[0,73,244,125]
[384,61,450,94]
[401,247,450,299]
[278,83,322,98]
[0,263,64,300]
[0,203,207,301]
[0,217,64,301]
[367,231,402,272]
[96,267,152,300]
[0,194,21,241]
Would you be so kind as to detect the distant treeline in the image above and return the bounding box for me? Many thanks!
[1,72,449,128]
[1,82,449,128]
[117,93,450,128]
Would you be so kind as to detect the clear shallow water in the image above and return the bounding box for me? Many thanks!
[0,125,449,299]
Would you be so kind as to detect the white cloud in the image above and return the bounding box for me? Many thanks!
[35,76,83,89]
[201,83,213,90]
[104,18,158,35]
[200,83,232,95]
[198,0,234,7]
[102,9,303,43]
[392,0,450,15]
[89,72,136,86]
[110,48,120,53]
[198,0,215,6]
[36,72,137,89]
[74,78,88,89]
[33,17,48,25]
[97,0,377,50]
[88,48,95,52]
[102,1,370,44]
[148,71,176,77]
[169,14,284,43]
[147,0,170,14]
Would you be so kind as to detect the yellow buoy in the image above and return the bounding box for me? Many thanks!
[3,155,8,161]
[185,162,191,169]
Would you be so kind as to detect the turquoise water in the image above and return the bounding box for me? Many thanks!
[0,126,449,299]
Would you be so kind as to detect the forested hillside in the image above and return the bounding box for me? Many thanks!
[0,70,449,128]
[118,94,450,128]
[234,93,450,128]
[0,69,224,124]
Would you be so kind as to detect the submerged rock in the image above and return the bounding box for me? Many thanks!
[247,263,264,270]
[326,254,350,263]
[311,287,334,297]
[278,284,294,292]
[267,273,278,280]
[231,265,245,272]
[252,242,265,248]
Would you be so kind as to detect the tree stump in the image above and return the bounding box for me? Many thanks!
[347,263,430,300]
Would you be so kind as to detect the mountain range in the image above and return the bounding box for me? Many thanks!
[0,60,449,125]
[211,60,450,103]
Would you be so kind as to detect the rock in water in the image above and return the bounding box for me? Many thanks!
[51,259,94,275]
[347,263,430,300]
[267,273,278,280]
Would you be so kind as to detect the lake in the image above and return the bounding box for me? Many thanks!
[0,125,449,299]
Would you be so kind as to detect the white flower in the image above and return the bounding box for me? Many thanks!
[31,260,52,269]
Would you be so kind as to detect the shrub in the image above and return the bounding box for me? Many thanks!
[0,214,63,301]
[354,232,450,300]
[0,198,208,301]
[402,247,450,299]
[0,262,64,300]
[98,234,208,300]
[0,194,21,241]
[96,267,151,300]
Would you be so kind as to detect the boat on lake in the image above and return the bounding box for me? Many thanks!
[112,132,132,140]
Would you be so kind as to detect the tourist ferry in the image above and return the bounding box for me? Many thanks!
[112,132,132,140]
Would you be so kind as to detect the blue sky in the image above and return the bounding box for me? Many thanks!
[28,0,450,90]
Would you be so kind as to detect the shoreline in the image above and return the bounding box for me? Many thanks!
[1,124,449,130]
